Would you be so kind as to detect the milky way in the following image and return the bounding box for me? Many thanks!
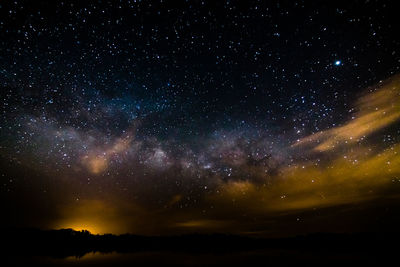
[1,1,400,236]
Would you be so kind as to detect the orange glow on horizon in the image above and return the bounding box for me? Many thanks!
[52,199,131,235]
[54,221,107,234]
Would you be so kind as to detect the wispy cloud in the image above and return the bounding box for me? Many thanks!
[293,75,400,152]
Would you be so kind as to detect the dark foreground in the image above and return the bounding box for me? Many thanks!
[2,229,398,266]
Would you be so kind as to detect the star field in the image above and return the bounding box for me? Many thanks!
[1,0,400,236]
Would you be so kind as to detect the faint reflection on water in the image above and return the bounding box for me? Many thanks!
[28,249,375,266]
[65,251,120,261]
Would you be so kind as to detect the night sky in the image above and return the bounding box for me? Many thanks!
[1,0,400,236]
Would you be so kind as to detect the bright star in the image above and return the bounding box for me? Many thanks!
[334,60,341,66]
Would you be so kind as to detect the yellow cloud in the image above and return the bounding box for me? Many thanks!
[293,75,400,151]
[211,144,400,214]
